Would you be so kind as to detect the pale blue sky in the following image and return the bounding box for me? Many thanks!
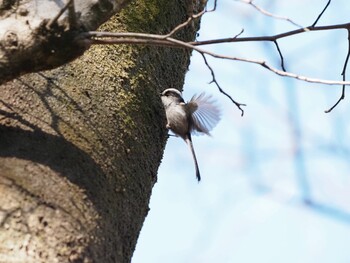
[133,1,350,262]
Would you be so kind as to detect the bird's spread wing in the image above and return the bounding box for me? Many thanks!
[187,93,221,136]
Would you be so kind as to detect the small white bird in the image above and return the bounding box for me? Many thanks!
[161,88,221,181]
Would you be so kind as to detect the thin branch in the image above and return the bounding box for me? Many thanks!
[234,28,245,38]
[325,28,350,113]
[88,38,177,47]
[273,40,286,71]
[209,0,218,12]
[46,0,73,29]
[312,0,332,27]
[200,53,246,116]
[165,9,206,37]
[83,31,350,86]
[236,0,303,28]
[68,0,77,29]
[190,22,350,46]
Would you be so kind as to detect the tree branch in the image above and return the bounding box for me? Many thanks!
[236,0,303,28]
[325,28,350,113]
[191,22,350,46]
[46,0,74,29]
[82,31,350,86]
[0,0,132,85]
[165,9,206,37]
[312,0,332,27]
[273,40,286,71]
[200,53,246,116]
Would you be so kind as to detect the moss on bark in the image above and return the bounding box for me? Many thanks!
[0,0,204,262]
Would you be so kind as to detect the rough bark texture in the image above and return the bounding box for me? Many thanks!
[0,0,132,84]
[0,0,204,262]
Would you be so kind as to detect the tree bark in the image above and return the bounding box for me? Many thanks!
[0,0,131,85]
[0,0,204,262]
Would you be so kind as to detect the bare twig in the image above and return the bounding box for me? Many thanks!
[165,9,206,37]
[273,40,286,71]
[87,37,177,47]
[234,28,245,38]
[312,0,332,27]
[46,0,73,29]
[191,22,350,46]
[68,0,77,29]
[325,28,350,113]
[236,0,303,28]
[200,53,246,116]
[83,31,350,86]
[209,0,218,12]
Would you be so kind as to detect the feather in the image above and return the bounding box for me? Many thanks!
[187,93,221,136]
[185,134,201,181]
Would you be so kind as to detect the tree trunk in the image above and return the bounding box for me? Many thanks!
[0,0,203,262]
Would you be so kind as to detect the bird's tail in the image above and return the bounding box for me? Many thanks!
[185,135,201,182]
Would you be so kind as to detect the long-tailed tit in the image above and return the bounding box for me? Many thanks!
[161,88,221,181]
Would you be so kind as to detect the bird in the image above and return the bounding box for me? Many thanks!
[160,88,221,181]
